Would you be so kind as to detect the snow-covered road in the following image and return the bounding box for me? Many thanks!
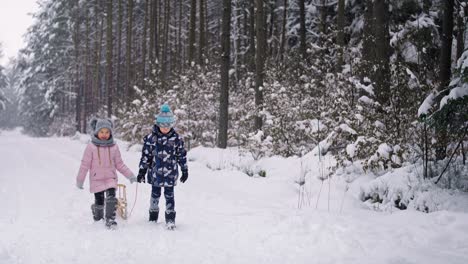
[1,129,467,264]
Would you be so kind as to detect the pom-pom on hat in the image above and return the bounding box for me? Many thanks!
[155,104,175,128]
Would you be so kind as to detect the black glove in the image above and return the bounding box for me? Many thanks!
[180,170,188,183]
[137,169,146,183]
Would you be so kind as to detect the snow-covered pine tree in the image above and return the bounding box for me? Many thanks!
[419,46,468,181]
[0,44,7,111]
[18,0,74,136]
[117,64,219,149]
[0,73,6,111]
[12,0,462,182]
[0,57,22,129]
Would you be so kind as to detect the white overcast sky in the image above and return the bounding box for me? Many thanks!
[0,1,39,66]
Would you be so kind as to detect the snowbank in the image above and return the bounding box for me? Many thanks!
[1,130,468,264]
[188,143,468,215]
[359,165,468,213]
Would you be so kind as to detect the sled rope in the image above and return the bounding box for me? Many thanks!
[128,183,139,219]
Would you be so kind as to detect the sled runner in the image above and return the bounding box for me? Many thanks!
[117,184,128,219]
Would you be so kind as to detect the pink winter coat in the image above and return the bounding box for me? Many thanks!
[76,143,134,193]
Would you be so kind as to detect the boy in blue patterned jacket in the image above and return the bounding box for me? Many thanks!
[137,104,188,229]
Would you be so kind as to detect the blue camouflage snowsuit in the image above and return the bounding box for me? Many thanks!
[139,125,188,214]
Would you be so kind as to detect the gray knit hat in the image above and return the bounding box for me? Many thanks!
[90,117,114,135]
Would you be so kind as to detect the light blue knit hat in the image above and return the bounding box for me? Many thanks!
[155,104,175,128]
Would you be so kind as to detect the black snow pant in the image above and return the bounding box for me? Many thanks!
[92,188,117,222]
[94,188,116,206]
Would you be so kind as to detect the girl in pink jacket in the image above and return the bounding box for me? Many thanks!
[76,118,137,229]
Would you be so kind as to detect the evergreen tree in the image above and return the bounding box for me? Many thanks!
[14,0,464,179]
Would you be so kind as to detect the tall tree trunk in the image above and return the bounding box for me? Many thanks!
[188,0,197,64]
[116,0,123,102]
[161,0,170,88]
[279,0,288,62]
[97,18,105,111]
[198,0,206,65]
[92,1,99,115]
[456,1,465,61]
[336,0,345,71]
[93,1,104,113]
[126,0,134,102]
[178,0,183,71]
[268,0,276,57]
[373,0,391,104]
[218,0,232,149]
[436,0,455,161]
[242,2,249,65]
[439,0,454,90]
[73,0,82,132]
[248,0,256,72]
[204,0,209,62]
[255,0,266,131]
[232,0,240,85]
[106,0,114,117]
[85,5,91,132]
[169,1,175,75]
[320,0,327,35]
[141,0,149,89]
[462,141,466,165]
[361,0,374,77]
[156,0,162,66]
[299,0,307,59]
[149,0,155,69]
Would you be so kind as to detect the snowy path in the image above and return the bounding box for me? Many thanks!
[1,130,468,264]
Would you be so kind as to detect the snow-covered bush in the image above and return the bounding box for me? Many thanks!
[48,116,77,136]
[328,60,425,174]
[0,61,7,111]
[189,146,267,177]
[244,130,273,160]
[118,65,219,148]
[360,164,467,213]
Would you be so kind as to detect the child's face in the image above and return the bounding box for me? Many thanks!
[97,128,111,140]
[160,127,171,134]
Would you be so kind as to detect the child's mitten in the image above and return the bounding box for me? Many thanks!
[180,170,188,183]
[129,176,137,184]
[76,181,84,189]
[137,169,146,183]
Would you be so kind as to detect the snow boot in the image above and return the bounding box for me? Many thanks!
[165,211,176,230]
[105,197,118,229]
[149,210,159,222]
[91,204,104,221]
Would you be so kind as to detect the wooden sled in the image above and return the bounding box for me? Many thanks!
[117,184,128,220]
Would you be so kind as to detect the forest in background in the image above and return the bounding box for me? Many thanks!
[0,0,467,188]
